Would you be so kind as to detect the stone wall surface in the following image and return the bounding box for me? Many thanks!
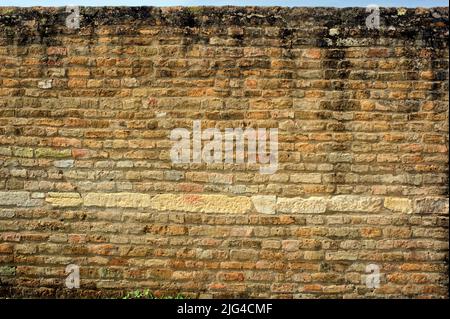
[0,6,448,298]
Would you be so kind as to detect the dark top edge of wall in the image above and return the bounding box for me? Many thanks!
[0,6,448,28]
[0,6,448,48]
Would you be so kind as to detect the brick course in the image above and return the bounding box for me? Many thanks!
[0,6,448,298]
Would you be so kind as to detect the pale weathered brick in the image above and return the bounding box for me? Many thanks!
[150,194,252,214]
[0,191,31,206]
[384,197,412,213]
[252,195,277,214]
[46,192,82,207]
[53,159,75,168]
[414,198,449,215]
[277,197,327,214]
[328,196,383,213]
[84,192,152,208]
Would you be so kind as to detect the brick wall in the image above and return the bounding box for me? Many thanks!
[0,7,448,298]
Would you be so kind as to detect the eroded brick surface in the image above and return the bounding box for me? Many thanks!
[0,7,448,298]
